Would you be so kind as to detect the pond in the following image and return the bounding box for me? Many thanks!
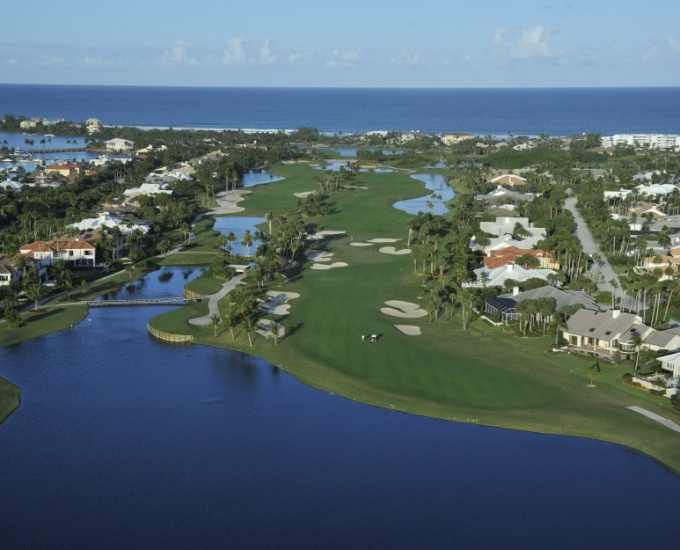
[319,147,404,157]
[392,173,455,215]
[0,266,678,548]
[213,215,266,256]
[238,170,284,188]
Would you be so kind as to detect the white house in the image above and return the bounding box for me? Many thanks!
[105,138,134,152]
[123,183,173,198]
[0,256,19,287]
[656,352,680,378]
[67,212,152,235]
[479,217,546,239]
[464,263,557,288]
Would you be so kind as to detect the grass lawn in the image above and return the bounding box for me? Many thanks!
[151,161,680,475]
[184,277,226,296]
[0,375,20,426]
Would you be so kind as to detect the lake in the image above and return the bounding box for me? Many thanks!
[0,267,679,548]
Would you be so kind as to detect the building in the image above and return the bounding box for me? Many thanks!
[68,212,152,235]
[656,352,680,378]
[490,174,528,187]
[601,134,680,150]
[45,163,80,179]
[19,239,97,267]
[123,182,173,198]
[85,118,102,134]
[465,263,557,288]
[479,217,546,239]
[441,132,476,145]
[105,138,134,152]
[562,309,649,354]
[483,246,559,270]
[0,256,19,287]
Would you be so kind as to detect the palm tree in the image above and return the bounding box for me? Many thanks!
[210,314,221,338]
[270,323,281,345]
[241,230,253,258]
[241,316,257,346]
[265,212,274,235]
[26,284,45,312]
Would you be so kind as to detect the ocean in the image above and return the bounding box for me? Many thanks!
[1,84,679,136]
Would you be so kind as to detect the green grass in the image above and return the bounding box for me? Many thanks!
[0,305,88,347]
[152,161,680,475]
[184,277,225,296]
[0,375,20,426]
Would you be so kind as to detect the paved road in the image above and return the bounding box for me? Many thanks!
[188,274,245,326]
[627,406,680,434]
[564,197,621,295]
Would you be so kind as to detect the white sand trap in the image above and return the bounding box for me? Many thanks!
[294,191,315,198]
[394,325,422,336]
[260,291,300,315]
[368,238,400,243]
[310,262,348,270]
[256,320,286,339]
[307,230,346,240]
[350,242,374,247]
[379,246,411,255]
[380,300,427,318]
[306,250,333,262]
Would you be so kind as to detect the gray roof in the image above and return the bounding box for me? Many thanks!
[501,286,602,312]
[642,329,680,350]
[565,309,641,341]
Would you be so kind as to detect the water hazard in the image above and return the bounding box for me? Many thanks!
[392,173,455,215]
[0,267,679,548]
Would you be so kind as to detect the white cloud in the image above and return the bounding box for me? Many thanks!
[223,38,247,65]
[326,48,361,68]
[668,36,680,55]
[493,24,557,60]
[287,51,316,65]
[257,39,276,65]
[392,48,420,65]
[80,56,131,67]
[46,56,65,65]
[5,58,19,66]
[157,39,198,66]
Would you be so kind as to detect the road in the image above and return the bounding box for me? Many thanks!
[564,197,637,309]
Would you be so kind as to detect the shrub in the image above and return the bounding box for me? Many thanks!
[650,388,665,396]
[3,308,22,329]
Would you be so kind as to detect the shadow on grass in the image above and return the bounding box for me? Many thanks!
[26,307,63,323]
[285,322,304,338]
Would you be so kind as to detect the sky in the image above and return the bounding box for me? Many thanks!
[2,0,680,88]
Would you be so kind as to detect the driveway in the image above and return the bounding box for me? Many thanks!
[564,197,635,308]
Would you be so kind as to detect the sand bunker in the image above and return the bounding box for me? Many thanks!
[307,230,346,240]
[379,246,411,255]
[368,238,400,243]
[256,319,286,339]
[306,250,333,262]
[350,242,374,247]
[208,190,251,215]
[260,291,300,315]
[294,191,315,198]
[380,300,427,318]
[394,325,422,336]
[310,262,348,270]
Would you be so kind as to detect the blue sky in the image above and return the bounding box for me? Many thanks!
[2,0,680,87]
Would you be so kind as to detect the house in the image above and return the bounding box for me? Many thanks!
[479,217,546,239]
[483,246,559,270]
[105,138,134,152]
[562,309,649,354]
[640,327,680,353]
[441,132,476,145]
[0,256,19,287]
[45,163,80,179]
[656,352,680,378]
[490,174,527,187]
[474,186,536,206]
[67,212,152,235]
[85,118,101,134]
[19,239,97,267]
[465,263,557,288]
[123,182,173,198]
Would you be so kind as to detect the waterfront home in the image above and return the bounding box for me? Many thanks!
[562,309,649,355]
[19,239,97,268]
[86,118,101,134]
[441,132,476,145]
[105,138,134,152]
[474,186,536,207]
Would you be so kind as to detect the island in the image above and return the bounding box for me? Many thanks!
[1,118,679,474]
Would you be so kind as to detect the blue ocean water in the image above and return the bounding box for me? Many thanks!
[1,84,679,136]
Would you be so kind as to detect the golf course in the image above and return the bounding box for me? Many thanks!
[147,162,680,475]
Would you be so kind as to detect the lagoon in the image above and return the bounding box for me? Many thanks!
[0,265,679,548]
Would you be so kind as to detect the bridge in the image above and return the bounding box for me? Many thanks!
[86,297,202,307]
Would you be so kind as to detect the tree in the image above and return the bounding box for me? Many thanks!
[26,284,45,311]
[587,362,600,387]
[241,315,257,346]
[270,322,280,345]
[210,314,221,338]
[265,211,274,235]
[3,308,22,329]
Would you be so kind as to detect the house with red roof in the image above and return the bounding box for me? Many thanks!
[483,246,559,270]
[19,239,96,267]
